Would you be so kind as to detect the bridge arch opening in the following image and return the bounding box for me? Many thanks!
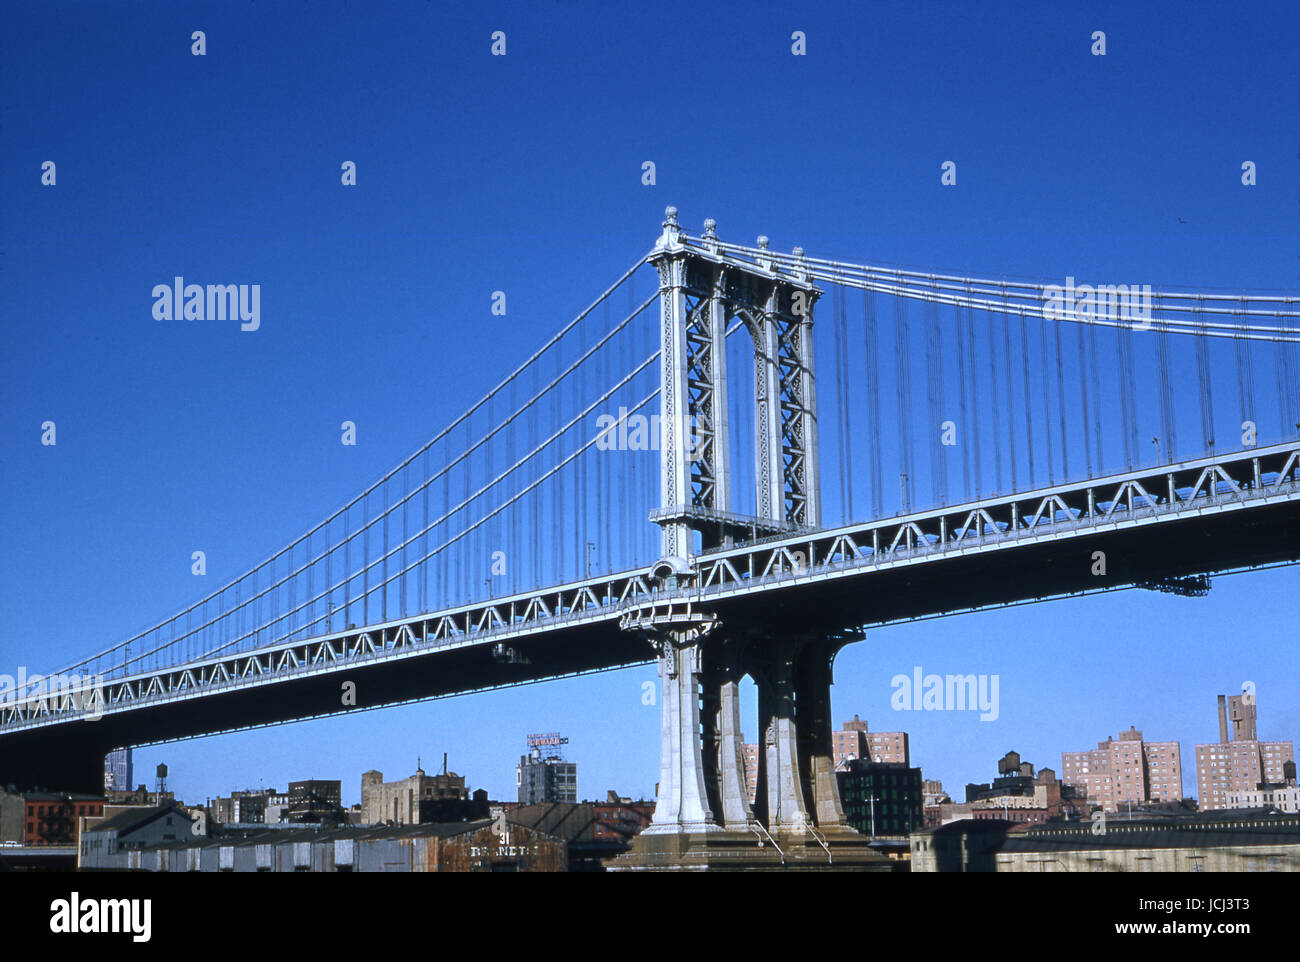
[724,310,760,520]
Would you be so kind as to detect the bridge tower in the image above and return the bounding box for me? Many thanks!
[615,210,887,870]
[648,206,821,559]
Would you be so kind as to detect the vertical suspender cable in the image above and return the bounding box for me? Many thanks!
[1053,317,1069,480]
[864,290,883,518]
[955,295,972,499]
[400,466,408,616]
[999,289,1018,491]
[1077,322,1094,478]
[1117,325,1133,468]
[925,284,945,505]
[302,534,311,636]
[508,375,518,593]
[363,493,370,625]
[286,544,294,639]
[1194,297,1215,452]
[552,347,562,578]
[1036,322,1051,487]
[838,284,855,520]
[382,478,390,617]
[894,292,914,511]
[1156,323,1176,464]
[344,503,352,624]
[1235,297,1256,444]
[986,307,1004,493]
[440,444,449,608]
[1087,322,1103,473]
[462,418,471,601]
[833,284,850,521]
[484,393,493,599]
[1017,303,1036,485]
[421,449,429,612]
[1284,312,1300,438]
[601,299,613,574]
[965,285,983,498]
[532,360,542,584]
[574,346,584,581]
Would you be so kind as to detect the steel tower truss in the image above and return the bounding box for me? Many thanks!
[649,208,821,559]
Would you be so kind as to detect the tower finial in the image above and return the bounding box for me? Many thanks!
[757,235,770,249]
[702,217,717,238]
[657,206,682,249]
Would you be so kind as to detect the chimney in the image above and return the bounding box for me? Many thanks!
[443,752,448,776]
[1217,694,1229,744]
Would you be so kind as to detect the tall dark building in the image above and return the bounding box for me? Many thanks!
[837,760,923,837]
[286,780,344,824]
[517,733,577,805]
[517,755,577,804]
[103,748,133,792]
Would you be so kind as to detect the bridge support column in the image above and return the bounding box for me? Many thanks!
[617,599,722,837]
[753,649,811,834]
[701,644,754,830]
[794,641,849,830]
[644,636,718,835]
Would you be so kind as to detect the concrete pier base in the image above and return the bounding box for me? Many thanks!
[615,601,889,871]
[608,828,897,872]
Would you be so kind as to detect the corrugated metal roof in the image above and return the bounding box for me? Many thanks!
[127,818,496,854]
[83,803,183,836]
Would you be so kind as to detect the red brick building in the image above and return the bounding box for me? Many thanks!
[22,793,105,846]
[591,797,653,841]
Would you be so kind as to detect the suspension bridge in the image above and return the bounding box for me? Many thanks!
[3,208,1299,867]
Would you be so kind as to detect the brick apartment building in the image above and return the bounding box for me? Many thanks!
[1061,726,1183,812]
[1196,692,1294,811]
[743,715,910,806]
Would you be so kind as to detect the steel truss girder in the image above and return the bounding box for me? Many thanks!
[689,441,1300,592]
[5,443,1296,737]
[0,572,655,733]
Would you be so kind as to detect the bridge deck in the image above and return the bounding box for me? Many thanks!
[2,441,1297,792]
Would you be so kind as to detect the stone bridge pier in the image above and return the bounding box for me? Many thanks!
[611,597,890,871]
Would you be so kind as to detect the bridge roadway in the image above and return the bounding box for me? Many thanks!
[3,441,1297,793]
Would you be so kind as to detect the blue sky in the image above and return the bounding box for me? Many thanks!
[2,1,1296,807]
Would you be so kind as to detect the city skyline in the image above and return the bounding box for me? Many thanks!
[94,675,1294,811]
